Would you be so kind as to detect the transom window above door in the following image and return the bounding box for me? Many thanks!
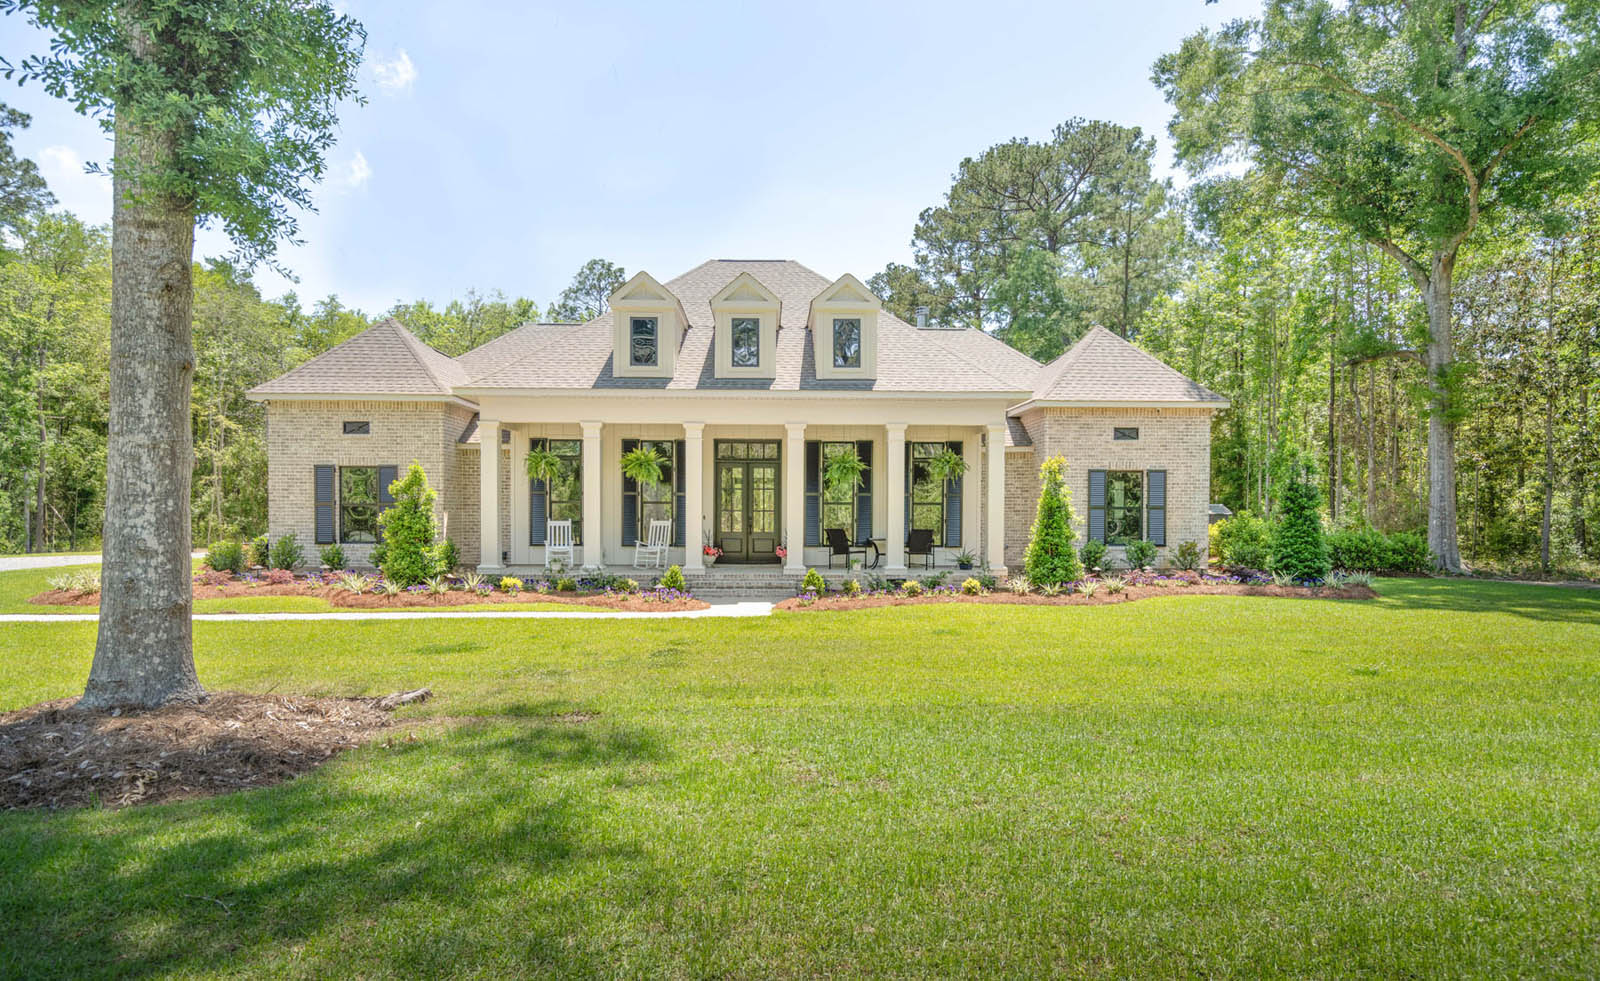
[629,317,658,367]
[731,317,760,367]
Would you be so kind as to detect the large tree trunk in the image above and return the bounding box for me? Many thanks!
[1423,259,1463,573]
[80,103,203,711]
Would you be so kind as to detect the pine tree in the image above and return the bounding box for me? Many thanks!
[1270,463,1332,581]
[1024,456,1083,586]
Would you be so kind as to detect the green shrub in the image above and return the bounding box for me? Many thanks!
[961,577,983,595]
[269,532,303,570]
[1384,531,1431,572]
[248,534,270,569]
[1327,527,1431,573]
[376,461,441,586]
[1024,455,1083,587]
[318,543,346,569]
[801,568,827,595]
[498,576,523,593]
[1079,539,1107,573]
[842,578,862,597]
[901,579,925,597]
[1269,465,1332,581]
[435,538,460,574]
[555,577,577,592]
[1174,540,1202,571]
[1215,512,1273,569]
[206,540,244,574]
[1125,539,1157,569]
[660,565,687,591]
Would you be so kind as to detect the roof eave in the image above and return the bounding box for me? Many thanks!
[247,391,480,410]
[1008,397,1231,415]
[453,386,1033,400]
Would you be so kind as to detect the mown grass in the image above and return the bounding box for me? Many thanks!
[1,579,1598,977]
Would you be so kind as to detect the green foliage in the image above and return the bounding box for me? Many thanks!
[922,448,967,487]
[498,576,523,593]
[1079,538,1108,573]
[205,540,244,575]
[376,462,440,587]
[1174,540,1202,571]
[548,259,627,323]
[1125,540,1157,569]
[248,534,271,569]
[1327,528,1431,574]
[1270,466,1332,581]
[318,543,345,570]
[801,568,827,595]
[901,579,925,597]
[822,445,866,498]
[961,577,984,596]
[842,578,862,597]
[554,577,577,593]
[268,532,303,570]
[659,565,687,592]
[434,538,460,574]
[1024,456,1083,586]
[621,446,666,488]
[1215,513,1273,570]
[525,445,562,484]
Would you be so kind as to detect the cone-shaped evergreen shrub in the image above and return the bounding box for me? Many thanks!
[376,461,441,586]
[1024,456,1083,586]
[1269,464,1332,581]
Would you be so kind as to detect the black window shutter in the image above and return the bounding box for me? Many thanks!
[376,465,398,542]
[804,441,821,547]
[673,439,686,547]
[314,465,335,544]
[529,438,547,545]
[944,441,963,548]
[1088,469,1106,542]
[620,438,638,546]
[854,439,873,541]
[1146,470,1166,547]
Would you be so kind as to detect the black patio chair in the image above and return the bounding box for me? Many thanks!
[825,528,869,569]
[906,528,935,569]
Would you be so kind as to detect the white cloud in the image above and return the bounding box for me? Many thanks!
[336,151,372,190]
[371,49,417,93]
[37,144,113,222]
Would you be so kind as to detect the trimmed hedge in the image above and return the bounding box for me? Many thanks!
[1326,528,1431,573]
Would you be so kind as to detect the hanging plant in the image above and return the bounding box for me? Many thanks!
[621,445,666,489]
[525,445,562,484]
[923,447,968,486]
[822,445,866,498]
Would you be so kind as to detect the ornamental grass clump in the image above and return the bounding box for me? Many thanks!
[1024,456,1083,587]
[1270,463,1332,582]
[377,462,443,587]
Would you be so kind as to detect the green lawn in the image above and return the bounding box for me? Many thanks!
[2,579,1598,977]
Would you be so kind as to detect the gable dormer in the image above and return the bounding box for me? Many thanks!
[609,272,687,379]
[807,274,880,380]
[709,272,781,379]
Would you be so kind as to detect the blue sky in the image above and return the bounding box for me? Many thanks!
[0,0,1257,315]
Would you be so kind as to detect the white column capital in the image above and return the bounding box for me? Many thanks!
[784,421,807,439]
[579,420,603,438]
[682,421,706,439]
[885,422,908,436]
[986,422,1009,437]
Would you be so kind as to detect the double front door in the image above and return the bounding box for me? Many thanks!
[715,440,780,563]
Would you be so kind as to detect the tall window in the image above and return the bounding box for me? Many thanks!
[339,466,379,543]
[820,441,858,540]
[731,316,760,367]
[632,439,677,539]
[909,442,948,545]
[630,316,658,366]
[531,438,582,544]
[833,318,861,368]
[1106,471,1143,545]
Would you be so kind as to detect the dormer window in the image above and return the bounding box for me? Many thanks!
[629,316,658,367]
[731,317,761,367]
[832,318,861,368]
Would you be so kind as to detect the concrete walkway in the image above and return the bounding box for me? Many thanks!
[0,551,205,572]
[0,600,776,623]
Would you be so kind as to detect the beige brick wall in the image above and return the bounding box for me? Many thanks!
[265,399,474,568]
[1011,407,1213,569]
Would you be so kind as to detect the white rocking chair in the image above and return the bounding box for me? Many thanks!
[633,519,672,569]
[545,519,575,569]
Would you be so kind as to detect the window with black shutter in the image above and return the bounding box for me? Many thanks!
[528,438,582,545]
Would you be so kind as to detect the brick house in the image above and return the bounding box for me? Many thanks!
[247,259,1228,577]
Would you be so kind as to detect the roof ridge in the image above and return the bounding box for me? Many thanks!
[384,319,463,390]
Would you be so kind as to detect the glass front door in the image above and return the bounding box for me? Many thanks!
[715,440,780,563]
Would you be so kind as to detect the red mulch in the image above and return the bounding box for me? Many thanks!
[31,582,708,612]
[775,582,1378,611]
[0,691,427,811]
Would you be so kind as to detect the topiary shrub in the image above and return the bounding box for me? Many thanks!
[660,564,687,592]
[801,567,826,595]
[206,540,244,574]
[269,532,303,570]
[1269,464,1332,581]
[1024,455,1083,587]
[376,461,441,586]
[1215,512,1273,569]
[319,543,346,570]
[1079,538,1107,574]
[1125,539,1157,569]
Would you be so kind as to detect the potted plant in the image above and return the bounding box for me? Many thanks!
[823,444,866,498]
[774,541,787,562]
[923,447,968,487]
[621,445,666,489]
[954,549,976,570]
[703,542,723,567]
[525,443,562,484]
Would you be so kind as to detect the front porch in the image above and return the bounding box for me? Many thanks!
[469,415,1011,579]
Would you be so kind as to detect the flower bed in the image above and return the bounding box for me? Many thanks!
[775,569,1377,611]
[32,569,708,613]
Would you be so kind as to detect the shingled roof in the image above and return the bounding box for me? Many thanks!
[1026,326,1228,406]
[248,319,466,398]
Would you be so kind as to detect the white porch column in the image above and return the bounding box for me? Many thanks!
[885,422,907,572]
[784,422,806,573]
[581,421,603,569]
[683,422,706,572]
[478,419,503,572]
[986,422,1008,574]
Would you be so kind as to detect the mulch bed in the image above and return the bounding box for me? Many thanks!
[31,582,708,613]
[0,690,429,811]
[775,582,1378,611]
